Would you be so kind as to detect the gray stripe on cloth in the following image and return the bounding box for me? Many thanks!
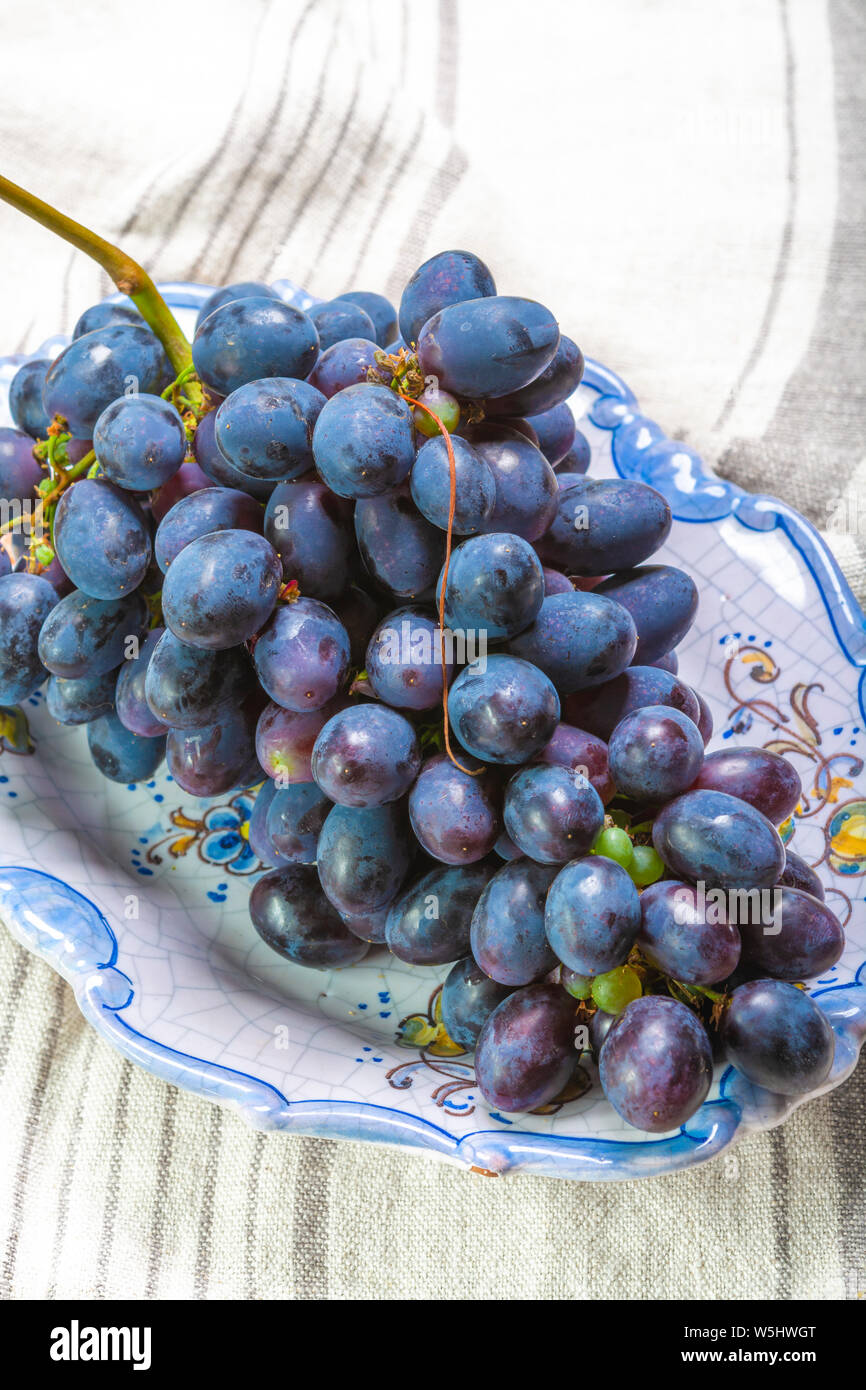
[303,97,398,286]
[244,1132,267,1300]
[144,1084,178,1299]
[0,947,32,1081]
[292,1137,337,1298]
[193,1105,224,1299]
[341,111,427,288]
[226,4,344,284]
[46,1027,98,1300]
[148,0,278,268]
[276,69,364,271]
[191,0,321,282]
[0,972,68,1299]
[94,1060,133,1298]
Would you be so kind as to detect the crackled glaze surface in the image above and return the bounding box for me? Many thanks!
[0,282,863,1181]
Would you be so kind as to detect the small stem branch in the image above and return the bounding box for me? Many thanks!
[0,173,192,375]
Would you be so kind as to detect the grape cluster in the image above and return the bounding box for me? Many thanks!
[0,248,843,1135]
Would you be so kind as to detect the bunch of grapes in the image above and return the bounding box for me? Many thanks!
[0,206,844,1133]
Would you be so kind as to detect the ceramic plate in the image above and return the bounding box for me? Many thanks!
[1,282,864,1181]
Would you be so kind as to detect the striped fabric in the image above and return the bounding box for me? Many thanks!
[1,0,864,1299]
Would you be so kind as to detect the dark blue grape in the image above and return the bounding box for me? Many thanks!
[334,584,381,666]
[439,531,544,641]
[470,859,559,984]
[0,572,58,702]
[398,249,496,346]
[317,801,412,915]
[93,394,186,490]
[536,722,615,804]
[115,627,166,736]
[87,711,166,783]
[494,830,523,861]
[542,567,573,596]
[692,747,801,826]
[9,360,51,438]
[253,597,350,711]
[779,848,824,899]
[155,487,263,572]
[441,957,513,1050]
[638,879,741,985]
[338,906,390,944]
[354,484,443,599]
[408,754,501,864]
[308,298,377,350]
[564,665,701,740]
[608,704,704,803]
[503,765,604,864]
[53,477,151,601]
[214,377,326,482]
[144,628,255,728]
[313,384,414,499]
[151,458,215,523]
[722,979,834,1095]
[418,296,559,399]
[193,409,276,502]
[247,778,292,868]
[738,886,843,981]
[652,789,785,890]
[255,696,348,783]
[475,984,577,1113]
[694,691,713,745]
[366,605,452,711]
[448,655,560,765]
[545,856,641,976]
[337,291,397,347]
[192,298,319,396]
[385,860,495,965]
[537,478,672,576]
[589,1008,615,1056]
[465,425,558,541]
[0,427,42,503]
[195,281,282,331]
[162,530,281,649]
[73,300,145,339]
[525,403,575,466]
[554,429,591,474]
[596,566,698,665]
[250,865,370,969]
[599,996,712,1131]
[38,589,147,679]
[264,478,352,600]
[508,591,637,694]
[265,782,331,863]
[43,325,171,436]
[307,338,381,398]
[45,668,116,725]
[648,650,679,675]
[411,435,495,534]
[311,704,420,807]
[167,699,261,796]
[483,336,584,418]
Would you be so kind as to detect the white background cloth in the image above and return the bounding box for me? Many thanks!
[0,0,864,1299]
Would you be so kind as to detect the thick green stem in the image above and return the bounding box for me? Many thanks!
[0,173,192,375]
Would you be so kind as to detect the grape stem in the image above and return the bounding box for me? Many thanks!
[398,393,481,778]
[0,173,192,376]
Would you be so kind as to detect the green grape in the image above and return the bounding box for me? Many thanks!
[561,966,593,999]
[591,965,642,1014]
[592,825,633,869]
[628,843,665,886]
[413,386,461,437]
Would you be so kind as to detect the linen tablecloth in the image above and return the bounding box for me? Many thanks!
[0,0,863,1299]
